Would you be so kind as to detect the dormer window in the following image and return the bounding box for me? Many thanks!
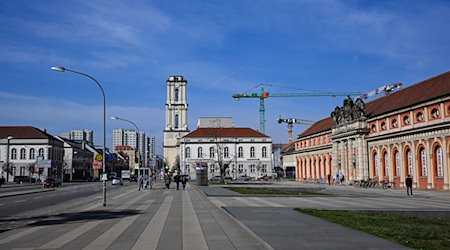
[392,119,398,128]
[416,112,424,122]
[431,108,439,119]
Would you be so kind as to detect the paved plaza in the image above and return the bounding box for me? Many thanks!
[1,181,449,249]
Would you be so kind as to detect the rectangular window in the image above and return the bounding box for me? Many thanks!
[250,164,255,173]
[20,166,26,176]
[262,164,267,173]
[238,164,243,173]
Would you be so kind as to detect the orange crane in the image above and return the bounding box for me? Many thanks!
[233,84,362,134]
[276,117,315,142]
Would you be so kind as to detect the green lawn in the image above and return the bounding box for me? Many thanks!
[224,186,326,195]
[296,209,450,250]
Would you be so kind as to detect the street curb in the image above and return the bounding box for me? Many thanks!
[0,188,55,198]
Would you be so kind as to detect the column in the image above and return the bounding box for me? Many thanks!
[357,137,364,180]
[442,136,449,190]
[332,141,339,179]
[426,139,433,189]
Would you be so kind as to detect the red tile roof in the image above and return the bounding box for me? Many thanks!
[298,71,450,138]
[0,126,55,139]
[184,127,270,138]
[115,145,135,151]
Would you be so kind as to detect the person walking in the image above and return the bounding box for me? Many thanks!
[164,174,171,189]
[138,175,144,191]
[327,174,331,185]
[174,174,181,190]
[406,175,413,196]
[181,175,187,190]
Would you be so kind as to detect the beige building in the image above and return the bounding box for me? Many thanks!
[163,75,190,171]
[293,72,450,190]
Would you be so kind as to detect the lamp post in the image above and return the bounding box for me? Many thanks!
[111,116,142,178]
[51,66,107,207]
[5,136,13,183]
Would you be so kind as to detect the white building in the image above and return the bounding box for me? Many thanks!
[59,129,93,144]
[163,75,190,170]
[1,126,64,182]
[180,120,273,180]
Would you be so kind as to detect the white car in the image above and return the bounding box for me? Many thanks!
[112,177,123,185]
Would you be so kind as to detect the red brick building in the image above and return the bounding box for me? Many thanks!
[294,71,450,190]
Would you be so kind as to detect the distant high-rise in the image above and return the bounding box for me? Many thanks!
[113,128,154,168]
[59,129,94,144]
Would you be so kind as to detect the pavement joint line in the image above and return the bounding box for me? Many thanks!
[37,190,150,249]
[0,226,48,245]
[131,195,174,250]
[182,186,208,250]
[194,187,273,250]
[82,198,155,250]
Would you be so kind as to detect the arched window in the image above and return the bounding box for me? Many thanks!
[374,152,379,176]
[394,151,400,176]
[431,108,439,119]
[210,147,215,158]
[198,147,203,158]
[174,88,179,102]
[30,148,35,160]
[416,112,424,122]
[174,114,179,129]
[392,119,398,128]
[407,150,412,175]
[436,146,443,177]
[262,147,267,158]
[20,148,26,159]
[384,152,389,177]
[38,148,44,158]
[420,148,427,176]
[11,148,17,160]
[185,147,191,158]
[238,147,243,158]
[224,147,229,158]
[250,147,255,158]
[403,116,410,125]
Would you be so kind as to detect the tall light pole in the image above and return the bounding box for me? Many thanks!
[110,116,142,178]
[5,136,13,183]
[51,66,107,207]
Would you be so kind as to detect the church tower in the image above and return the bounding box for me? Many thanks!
[163,75,189,171]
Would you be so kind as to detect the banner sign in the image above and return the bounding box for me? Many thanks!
[36,159,52,168]
[92,160,103,170]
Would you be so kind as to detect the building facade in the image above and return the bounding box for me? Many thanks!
[180,126,273,180]
[163,75,190,170]
[293,72,450,190]
[1,126,64,182]
[59,129,93,144]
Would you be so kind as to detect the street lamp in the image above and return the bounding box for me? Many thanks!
[51,66,107,207]
[110,116,142,178]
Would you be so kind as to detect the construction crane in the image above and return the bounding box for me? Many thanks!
[277,117,315,143]
[359,82,403,99]
[233,84,362,134]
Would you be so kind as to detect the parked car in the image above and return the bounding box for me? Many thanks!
[43,177,61,188]
[14,176,38,183]
[258,175,272,181]
[209,176,222,181]
[112,177,123,185]
[236,175,252,181]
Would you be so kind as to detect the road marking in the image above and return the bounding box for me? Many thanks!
[183,190,208,250]
[249,197,284,207]
[14,200,26,203]
[82,199,155,250]
[132,196,174,250]
[234,197,262,207]
[33,197,43,200]
[0,203,4,206]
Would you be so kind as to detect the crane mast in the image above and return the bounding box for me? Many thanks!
[233,84,362,134]
[277,117,315,142]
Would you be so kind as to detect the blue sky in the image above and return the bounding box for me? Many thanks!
[1,0,449,151]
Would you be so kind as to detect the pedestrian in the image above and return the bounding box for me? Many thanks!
[164,174,171,189]
[174,174,181,190]
[181,175,187,190]
[138,175,144,191]
[340,174,345,184]
[327,174,331,185]
[318,176,324,186]
[0,175,5,187]
[406,175,413,196]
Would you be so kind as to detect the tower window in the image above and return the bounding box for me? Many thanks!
[175,88,179,102]
[174,114,179,129]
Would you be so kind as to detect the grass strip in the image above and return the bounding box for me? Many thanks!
[296,208,450,250]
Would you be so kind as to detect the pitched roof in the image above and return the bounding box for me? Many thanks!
[0,126,55,140]
[184,127,270,138]
[298,71,450,138]
[365,71,450,117]
[115,145,135,151]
